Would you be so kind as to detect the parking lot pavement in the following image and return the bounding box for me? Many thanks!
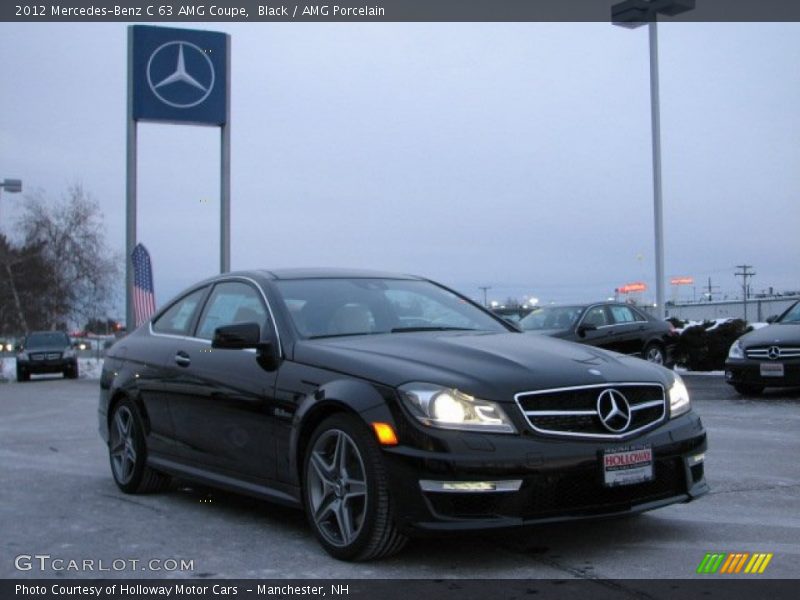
[1,375,798,580]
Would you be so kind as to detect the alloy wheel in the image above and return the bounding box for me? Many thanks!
[109,406,138,485]
[307,429,368,548]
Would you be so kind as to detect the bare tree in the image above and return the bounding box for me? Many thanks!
[15,184,120,330]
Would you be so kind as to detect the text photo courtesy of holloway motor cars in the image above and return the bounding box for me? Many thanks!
[1,0,799,596]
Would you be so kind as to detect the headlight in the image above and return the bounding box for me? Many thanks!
[63,349,77,358]
[17,351,28,361]
[728,340,744,359]
[398,383,517,433]
[668,374,691,418]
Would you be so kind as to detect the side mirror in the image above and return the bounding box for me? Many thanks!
[577,323,597,337]
[766,315,778,324]
[212,322,261,349]
[212,322,281,371]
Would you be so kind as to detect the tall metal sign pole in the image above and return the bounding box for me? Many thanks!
[126,26,230,332]
[612,0,695,320]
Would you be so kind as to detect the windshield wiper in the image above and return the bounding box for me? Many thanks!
[390,326,478,333]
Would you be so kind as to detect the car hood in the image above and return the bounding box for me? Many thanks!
[293,331,670,401]
[738,323,800,347]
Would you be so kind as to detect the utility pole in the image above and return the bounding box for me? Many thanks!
[704,277,720,302]
[735,265,755,322]
[478,286,491,307]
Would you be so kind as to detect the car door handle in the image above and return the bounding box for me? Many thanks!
[174,352,191,367]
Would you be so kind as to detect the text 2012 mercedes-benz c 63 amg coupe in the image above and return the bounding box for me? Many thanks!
[99,269,708,560]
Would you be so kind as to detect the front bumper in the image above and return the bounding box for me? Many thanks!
[18,358,77,375]
[382,412,708,533]
[725,358,800,388]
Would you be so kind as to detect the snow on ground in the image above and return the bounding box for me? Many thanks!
[674,318,768,333]
[0,357,103,382]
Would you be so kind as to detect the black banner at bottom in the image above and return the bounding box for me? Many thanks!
[3,579,799,600]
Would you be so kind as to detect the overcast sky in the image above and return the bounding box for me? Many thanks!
[1,21,798,315]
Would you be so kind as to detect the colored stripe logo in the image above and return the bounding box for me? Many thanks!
[697,552,773,574]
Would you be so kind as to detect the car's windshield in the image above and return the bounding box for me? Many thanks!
[274,278,508,339]
[779,302,800,324]
[25,332,70,347]
[519,306,583,331]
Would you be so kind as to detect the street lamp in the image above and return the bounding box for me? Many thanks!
[612,0,695,320]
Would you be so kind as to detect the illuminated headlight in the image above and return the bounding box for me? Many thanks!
[63,349,77,359]
[669,374,691,418]
[728,340,744,359]
[399,383,517,433]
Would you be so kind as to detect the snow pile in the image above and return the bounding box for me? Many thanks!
[0,357,104,382]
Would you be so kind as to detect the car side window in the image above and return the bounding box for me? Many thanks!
[152,288,207,336]
[195,281,270,340]
[609,305,638,324]
[583,306,609,327]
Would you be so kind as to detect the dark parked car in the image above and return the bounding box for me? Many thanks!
[99,269,707,560]
[518,302,678,366]
[725,300,800,395]
[16,331,78,381]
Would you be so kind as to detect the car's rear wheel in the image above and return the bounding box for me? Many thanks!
[733,383,764,396]
[643,342,665,365]
[303,414,407,561]
[16,366,29,382]
[108,399,171,494]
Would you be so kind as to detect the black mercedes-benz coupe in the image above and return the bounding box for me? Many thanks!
[99,269,708,560]
[725,300,800,395]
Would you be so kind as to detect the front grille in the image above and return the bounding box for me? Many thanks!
[515,383,666,439]
[30,352,62,361]
[746,346,800,360]
[425,457,685,520]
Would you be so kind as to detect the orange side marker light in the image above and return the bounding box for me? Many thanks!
[372,422,398,446]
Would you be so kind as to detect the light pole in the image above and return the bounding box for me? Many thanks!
[612,0,695,320]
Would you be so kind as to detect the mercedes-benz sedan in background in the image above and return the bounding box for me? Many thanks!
[518,302,678,366]
[99,269,708,560]
[726,300,800,395]
[16,330,79,381]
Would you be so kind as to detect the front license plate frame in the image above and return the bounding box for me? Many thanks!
[602,445,654,487]
[760,363,784,377]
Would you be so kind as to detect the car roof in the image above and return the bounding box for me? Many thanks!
[256,268,423,281]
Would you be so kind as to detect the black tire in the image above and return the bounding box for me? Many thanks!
[108,399,171,494]
[64,364,79,379]
[733,383,764,396]
[16,367,29,382]
[643,342,666,366]
[302,413,407,561]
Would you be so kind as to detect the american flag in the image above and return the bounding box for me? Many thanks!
[131,243,156,327]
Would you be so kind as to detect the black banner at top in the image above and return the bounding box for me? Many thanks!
[4,0,800,23]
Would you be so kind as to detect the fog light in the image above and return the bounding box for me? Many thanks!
[689,453,705,466]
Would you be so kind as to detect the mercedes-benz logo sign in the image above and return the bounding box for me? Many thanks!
[597,388,632,433]
[768,346,781,360]
[147,41,215,109]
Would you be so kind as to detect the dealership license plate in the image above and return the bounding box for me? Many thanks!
[603,445,653,487]
[760,363,784,377]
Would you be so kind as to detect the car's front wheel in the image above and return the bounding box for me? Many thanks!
[16,366,29,382]
[303,414,407,561]
[108,399,171,494]
[733,383,764,396]
[64,363,79,379]
[643,342,666,365]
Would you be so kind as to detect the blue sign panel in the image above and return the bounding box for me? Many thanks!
[131,26,228,125]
